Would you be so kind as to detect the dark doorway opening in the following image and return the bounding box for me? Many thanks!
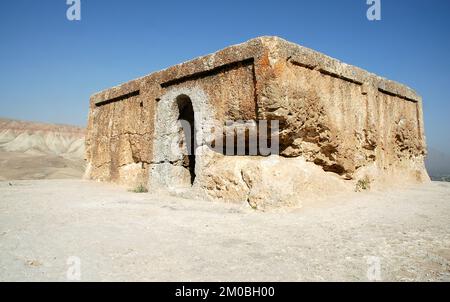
[176,95,196,185]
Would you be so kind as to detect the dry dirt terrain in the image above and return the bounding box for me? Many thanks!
[0,118,85,181]
[0,179,449,281]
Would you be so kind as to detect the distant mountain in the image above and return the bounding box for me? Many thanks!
[426,148,450,181]
[0,118,86,181]
[0,118,85,159]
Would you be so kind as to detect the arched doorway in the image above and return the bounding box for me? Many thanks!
[176,94,196,185]
[149,87,213,192]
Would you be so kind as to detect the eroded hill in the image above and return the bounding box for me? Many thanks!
[0,118,86,180]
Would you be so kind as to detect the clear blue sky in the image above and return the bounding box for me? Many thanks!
[0,0,449,151]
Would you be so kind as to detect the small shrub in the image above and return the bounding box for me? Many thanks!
[248,200,258,210]
[130,184,148,193]
[355,176,371,192]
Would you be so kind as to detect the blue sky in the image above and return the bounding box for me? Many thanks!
[0,0,449,151]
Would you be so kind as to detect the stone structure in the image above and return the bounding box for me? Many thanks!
[85,36,429,209]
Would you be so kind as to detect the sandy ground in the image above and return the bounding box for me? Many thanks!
[0,152,85,181]
[0,179,449,282]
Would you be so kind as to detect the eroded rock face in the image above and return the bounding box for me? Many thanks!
[85,36,429,209]
[260,74,347,175]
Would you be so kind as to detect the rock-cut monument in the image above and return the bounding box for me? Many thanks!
[85,36,429,209]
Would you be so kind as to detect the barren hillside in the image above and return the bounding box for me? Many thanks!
[0,118,86,180]
[426,148,450,181]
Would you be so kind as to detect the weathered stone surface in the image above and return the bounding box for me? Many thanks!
[85,36,429,209]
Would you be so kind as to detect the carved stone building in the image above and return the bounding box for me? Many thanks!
[85,36,429,209]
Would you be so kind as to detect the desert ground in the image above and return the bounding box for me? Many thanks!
[0,118,449,281]
[1,179,449,282]
[0,151,85,181]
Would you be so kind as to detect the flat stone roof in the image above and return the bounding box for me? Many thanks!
[92,36,421,105]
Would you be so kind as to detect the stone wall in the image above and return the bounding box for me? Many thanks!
[260,56,427,185]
